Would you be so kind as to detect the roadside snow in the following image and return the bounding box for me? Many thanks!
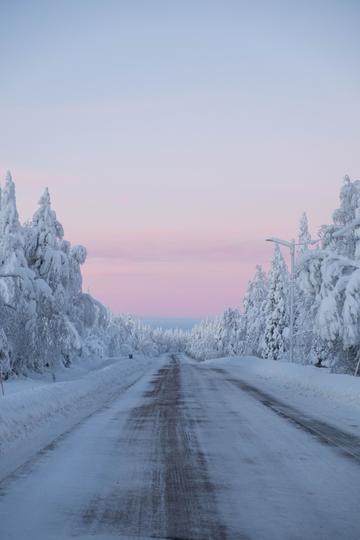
[204,355,360,436]
[0,355,162,479]
[3,355,129,396]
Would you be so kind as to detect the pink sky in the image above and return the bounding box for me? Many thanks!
[3,166,353,318]
[1,2,359,318]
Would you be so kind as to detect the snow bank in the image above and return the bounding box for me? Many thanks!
[205,355,360,434]
[0,355,159,477]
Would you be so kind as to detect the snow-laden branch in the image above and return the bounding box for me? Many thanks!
[0,273,25,279]
[332,216,360,238]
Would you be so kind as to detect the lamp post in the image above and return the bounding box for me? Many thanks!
[265,237,319,363]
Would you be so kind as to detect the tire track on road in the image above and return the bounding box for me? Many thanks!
[211,367,360,463]
[83,356,227,539]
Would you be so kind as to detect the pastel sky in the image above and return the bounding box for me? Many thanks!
[0,1,359,318]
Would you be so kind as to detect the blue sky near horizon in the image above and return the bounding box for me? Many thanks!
[140,316,200,331]
[0,1,359,317]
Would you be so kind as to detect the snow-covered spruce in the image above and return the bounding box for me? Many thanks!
[187,175,360,374]
[262,244,289,360]
[0,173,186,378]
[242,265,268,357]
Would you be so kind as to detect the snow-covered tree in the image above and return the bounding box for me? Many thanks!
[218,308,242,356]
[263,244,289,360]
[26,187,68,292]
[0,328,10,380]
[185,175,360,373]
[292,213,319,364]
[0,173,39,373]
[296,177,360,372]
[320,175,360,258]
[297,212,311,255]
[242,265,268,356]
[4,170,360,377]
[187,317,223,360]
[0,172,189,378]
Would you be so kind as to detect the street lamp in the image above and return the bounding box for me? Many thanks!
[265,237,319,363]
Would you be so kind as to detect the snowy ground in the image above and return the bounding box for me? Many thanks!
[2,356,138,397]
[0,354,360,539]
[0,354,162,479]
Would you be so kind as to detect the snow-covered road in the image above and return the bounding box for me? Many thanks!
[1,355,360,539]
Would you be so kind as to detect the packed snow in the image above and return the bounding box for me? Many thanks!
[205,355,360,437]
[0,354,162,480]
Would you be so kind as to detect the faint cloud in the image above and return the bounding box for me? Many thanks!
[86,237,267,263]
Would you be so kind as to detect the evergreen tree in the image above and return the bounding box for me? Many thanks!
[219,308,242,356]
[263,244,289,360]
[242,265,268,356]
[297,212,311,255]
[294,212,317,363]
[26,187,68,293]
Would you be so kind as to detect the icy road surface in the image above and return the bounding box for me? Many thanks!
[1,355,360,539]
